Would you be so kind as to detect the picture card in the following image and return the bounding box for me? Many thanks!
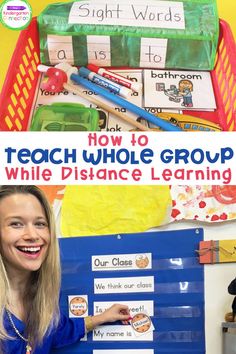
[144,69,216,110]
[130,312,155,337]
[68,295,88,318]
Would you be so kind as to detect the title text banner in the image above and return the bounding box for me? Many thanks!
[0,132,235,185]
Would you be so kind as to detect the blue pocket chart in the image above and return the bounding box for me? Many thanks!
[53,228,205,354]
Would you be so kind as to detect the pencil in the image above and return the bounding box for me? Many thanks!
[71,73,182,132]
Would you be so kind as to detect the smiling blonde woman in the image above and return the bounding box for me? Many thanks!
[0,186,130,354]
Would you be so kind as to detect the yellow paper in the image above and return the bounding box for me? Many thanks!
[61,185,171,236]
[219,240,236,263]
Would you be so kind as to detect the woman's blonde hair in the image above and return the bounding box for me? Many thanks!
[0,185,61,350]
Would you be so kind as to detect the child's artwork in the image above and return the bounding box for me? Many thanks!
[144,69,216,110]
[170,185,236,223]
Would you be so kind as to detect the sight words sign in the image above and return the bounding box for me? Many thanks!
[0,132,235,185]
[69,0,185,29]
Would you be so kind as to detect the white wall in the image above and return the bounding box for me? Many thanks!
[155,220,236,354]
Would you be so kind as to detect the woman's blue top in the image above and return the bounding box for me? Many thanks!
[3,311,85,353]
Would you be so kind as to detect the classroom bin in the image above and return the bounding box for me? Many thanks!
[222,322,236,354]
[0,18,235,131]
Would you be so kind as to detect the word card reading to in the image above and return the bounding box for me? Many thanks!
[94,276,154,294]
[69,0,185,30]
[47,35,74,65]
[93,325,153,341]
[140,38,167,68]
[87,35,111,66]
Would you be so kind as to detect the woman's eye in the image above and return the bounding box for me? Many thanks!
[10,222,22,228]
[35,221,48,228]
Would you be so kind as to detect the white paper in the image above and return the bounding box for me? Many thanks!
[92,253,152,271]
[94,300,154,316]
[87,35,111,67]
[94,276,154,294]
[144,69,217,110]
[93,325,153,341]
[69,0,185,29]
[140,38,168,68]
[47,35,74,65]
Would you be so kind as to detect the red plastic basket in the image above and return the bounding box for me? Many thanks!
[0,18,235,131]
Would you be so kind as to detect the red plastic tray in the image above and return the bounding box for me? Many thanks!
[0,18,235,131]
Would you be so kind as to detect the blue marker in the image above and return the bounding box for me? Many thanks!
[71,73,182,132]
[79,67,131,98]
